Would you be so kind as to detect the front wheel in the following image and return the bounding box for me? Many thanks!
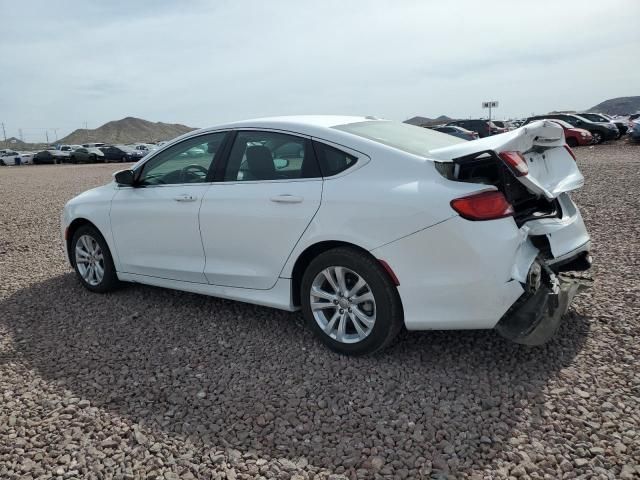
[591,132,603,144]
[300,247,403,355]
[71,225,120,293]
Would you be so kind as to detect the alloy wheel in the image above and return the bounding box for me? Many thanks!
[592,132,602,144]
[75,234,105,286]
[309,266,376,344]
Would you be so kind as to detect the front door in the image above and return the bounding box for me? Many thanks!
[110,131,228,283]
[200,130,322,289]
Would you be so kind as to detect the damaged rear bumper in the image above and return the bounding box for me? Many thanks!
[495,256,592,345]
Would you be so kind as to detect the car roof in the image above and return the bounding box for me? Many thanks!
[163,115,396,153]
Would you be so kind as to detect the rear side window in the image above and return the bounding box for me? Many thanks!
[224,131,321,181]
[312,141,357,177]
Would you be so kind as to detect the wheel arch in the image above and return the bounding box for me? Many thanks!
[290,240,400,307]
[65,218,100,264]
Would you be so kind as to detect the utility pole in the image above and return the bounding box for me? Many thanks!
[53,128,59,142]
[84,121,88,143]
[1,123,6,148]
[18,129,24,142]
[45,130,49,146]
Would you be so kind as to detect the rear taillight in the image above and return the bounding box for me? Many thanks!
[564,144,577,161]
[498,151,528,177]
[450,190,514,221]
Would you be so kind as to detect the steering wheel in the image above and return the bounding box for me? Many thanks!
[180,164,209,182]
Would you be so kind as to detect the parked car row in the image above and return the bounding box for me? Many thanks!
[424,112,638,146]
[30,143,154,165]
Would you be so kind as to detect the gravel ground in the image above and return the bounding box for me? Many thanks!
[0,142,638,480]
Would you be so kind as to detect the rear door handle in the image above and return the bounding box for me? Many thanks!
[270,194,303,203]
[173,194,197,202]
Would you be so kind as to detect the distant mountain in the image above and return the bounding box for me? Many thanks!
[404,116,432,126]
[2,137,28,148]
[58,117,196,145]
[404,115,451,126]
[587,96,640,115]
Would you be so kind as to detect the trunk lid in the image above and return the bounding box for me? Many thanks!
[428,120,584,200]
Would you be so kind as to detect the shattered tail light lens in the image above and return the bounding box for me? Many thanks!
[564,145,577,161]
[498,151,528,176]
[450,190,514,221]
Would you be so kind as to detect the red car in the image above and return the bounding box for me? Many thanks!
[547,119,593,147]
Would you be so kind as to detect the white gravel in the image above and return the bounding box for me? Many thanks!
[0,143,638,479]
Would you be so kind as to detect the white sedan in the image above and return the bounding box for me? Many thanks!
[62,116,591,354]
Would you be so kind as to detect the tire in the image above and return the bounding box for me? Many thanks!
[71,225,120,293]
[300,247,403,355]
[566,137,578,148]
[591,131,603,144]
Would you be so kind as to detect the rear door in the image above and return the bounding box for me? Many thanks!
[199,130,322,289]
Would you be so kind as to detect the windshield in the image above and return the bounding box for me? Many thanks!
[332,121,463,156]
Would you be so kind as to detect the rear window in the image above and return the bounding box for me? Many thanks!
[313,141,356,177]
[333,121,463,156]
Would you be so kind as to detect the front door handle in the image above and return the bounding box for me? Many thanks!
[173,194,197,202]
[270,194,303,204]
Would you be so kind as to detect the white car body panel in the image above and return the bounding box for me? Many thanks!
[20,152,34,164]
[371,216,527,330]
[62,116,591,334]
[200,179,322,289]
[62,184,118,266]
[110,184,212,283]
[118,274,295,311]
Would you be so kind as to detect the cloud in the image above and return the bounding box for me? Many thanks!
[0,0,639,141]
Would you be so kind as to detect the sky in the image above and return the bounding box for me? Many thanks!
[1,0,639,142]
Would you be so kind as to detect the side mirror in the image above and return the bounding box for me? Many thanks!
[114,169,135,186]
[274,158,289,170]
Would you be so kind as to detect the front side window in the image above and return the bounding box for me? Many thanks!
[138,132,227,185]
[224,131,320,181]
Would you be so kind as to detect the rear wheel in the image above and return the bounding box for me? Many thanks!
[300,247,403,355]
[71,225,120,293]
[566,137,578,148]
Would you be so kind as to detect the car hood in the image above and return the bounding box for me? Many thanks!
[67,183,115,206]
